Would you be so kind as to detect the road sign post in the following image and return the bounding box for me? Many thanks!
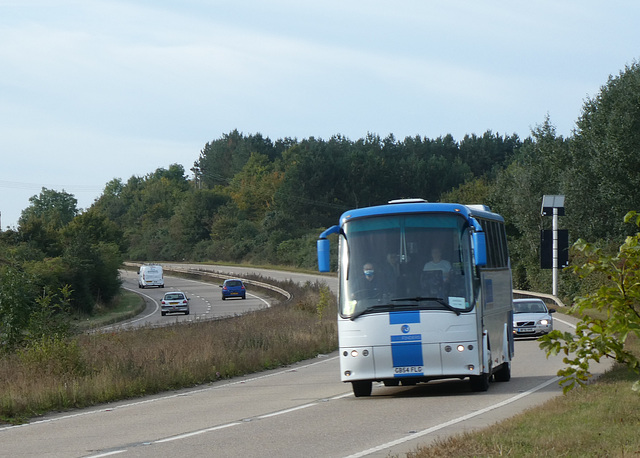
[541,195,566,297]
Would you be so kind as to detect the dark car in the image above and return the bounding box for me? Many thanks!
[513,298,555,337]
[220,279,246,300]
[161,291,190,316]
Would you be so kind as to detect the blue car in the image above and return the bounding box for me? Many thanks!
[220,279,246,300]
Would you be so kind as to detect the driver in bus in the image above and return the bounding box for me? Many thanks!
[351,262,385,300]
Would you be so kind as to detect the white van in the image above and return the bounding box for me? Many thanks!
[138,264,164,288]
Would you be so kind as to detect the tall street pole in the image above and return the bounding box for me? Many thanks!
[553,207,558,296]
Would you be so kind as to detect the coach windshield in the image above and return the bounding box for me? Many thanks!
[340,213,476,319]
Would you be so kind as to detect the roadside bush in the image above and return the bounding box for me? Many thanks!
[540,211,640,393]
[0,267,37,351]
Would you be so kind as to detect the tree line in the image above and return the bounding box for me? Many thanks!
[2,61,640,352]
[88,129,520,265]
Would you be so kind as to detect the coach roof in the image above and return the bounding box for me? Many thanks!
[339,201,503,226]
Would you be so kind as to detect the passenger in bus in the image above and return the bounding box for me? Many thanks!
[422,247,452,280]
[385,253,400,276]
[421,247,452,297]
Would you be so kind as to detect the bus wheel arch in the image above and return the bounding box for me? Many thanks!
[493,361,511,382]
[493,323,512,382]
[470,332,492,391]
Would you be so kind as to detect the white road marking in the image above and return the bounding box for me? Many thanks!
[554,316,576,329]
[154,422,241,443]
[343,376,562,458]
[87,451,127,457]
[101,287,160,330]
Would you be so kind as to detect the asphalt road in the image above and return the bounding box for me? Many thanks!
[105,269,271,330]
[0,264,610,457]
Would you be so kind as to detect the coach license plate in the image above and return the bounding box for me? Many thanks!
[394,366,423,374]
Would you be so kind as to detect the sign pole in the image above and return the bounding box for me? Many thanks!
[541,195,565,298]
[553,207,558,296]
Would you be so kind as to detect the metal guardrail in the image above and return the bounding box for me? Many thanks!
[513,289,566,308]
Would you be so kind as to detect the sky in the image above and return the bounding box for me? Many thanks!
[1,1,639,229]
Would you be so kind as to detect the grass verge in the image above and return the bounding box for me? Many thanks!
[0,279,336,425]
[73,289,146,331]
[406,335,640,457]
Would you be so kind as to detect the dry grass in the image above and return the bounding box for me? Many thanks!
[0,280,337,424]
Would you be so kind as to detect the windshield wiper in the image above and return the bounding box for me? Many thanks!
[350,304,395,321]
[391,296,462,316]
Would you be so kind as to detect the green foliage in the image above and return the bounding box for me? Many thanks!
[489,118,570,292]
[0,266,74,353]
[228,152,284,221]
[1,185,123,332]
[62,209,123,248]
[273,132,502,231]
[458,131,522,178]
[168,189,229,249]
[19,188,78,230]
[17,332,84,377]
[194,130,279,188]
[565,61,640,241]
[440,176,492,205]
[100,130,519,267]
[539,211,640,393]
[15,189,78,259]
[0,266,36,349]
[59,229,122,313]
[316,285,333,320]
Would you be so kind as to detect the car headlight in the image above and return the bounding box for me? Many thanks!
[539,319,549,326]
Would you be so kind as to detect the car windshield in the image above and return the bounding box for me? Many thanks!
[226,281,242,287]
[165,294,184,300]
[514,301,547,313]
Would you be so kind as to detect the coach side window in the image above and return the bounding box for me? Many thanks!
[480,220,508,268]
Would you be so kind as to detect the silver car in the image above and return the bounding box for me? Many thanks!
[161,291,190,316]
[512,298,555,337]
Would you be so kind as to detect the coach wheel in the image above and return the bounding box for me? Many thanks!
[352,380,372,397]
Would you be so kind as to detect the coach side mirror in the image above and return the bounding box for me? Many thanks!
[473,231,487,267]
[317,225,340,272]
[317,238,331,272]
